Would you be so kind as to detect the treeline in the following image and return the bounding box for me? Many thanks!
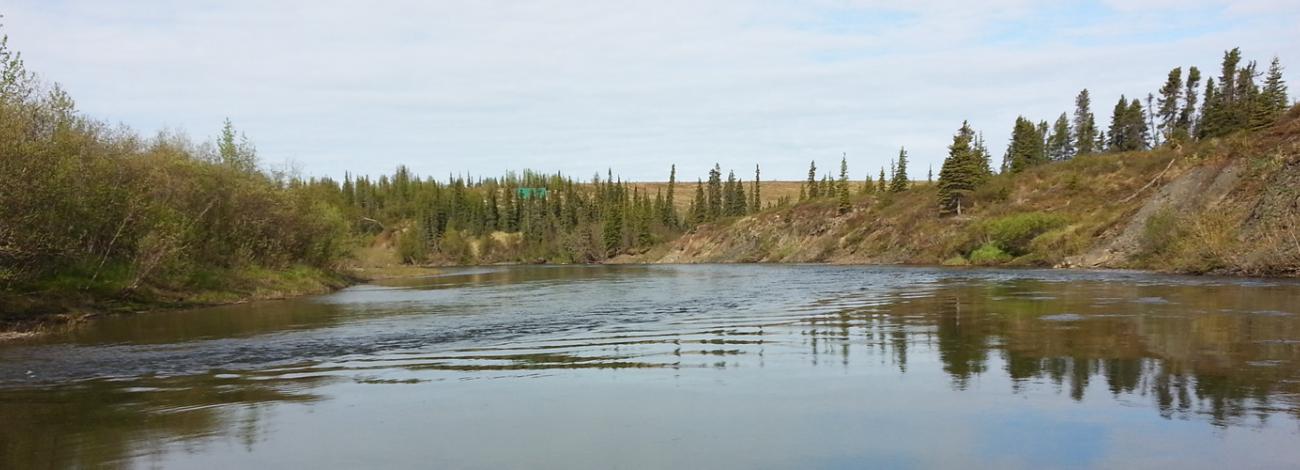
[0,30,350,298]
[319,161,783,264]
[936,47,1290,214]
[325,167,687,263]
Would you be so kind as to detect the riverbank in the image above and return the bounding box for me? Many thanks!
[0,266,354,337]
[0,250,457,339]
[614,112,1300,277]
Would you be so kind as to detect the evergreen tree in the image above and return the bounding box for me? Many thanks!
[1199,77,1218,138]
[751,164,761,213]
[1007,116,1047,173]
[1073,89,1098,155]
[805,161,819,199]
[1108,96,1149,152]
[691,179,706,224]
[663,164,678,228]
[877,167,887,193]
[972,130,992,177]
[1177,66,1201,139]
[1238,61,1268,129]
[1130,98,1151,150]
[937,121,981,215]
[738,176,748,214]
[602,198,624,257]
[722,170,737,216]
[1202,48,1248,137]
[706,164,722,220]
[927,164,933,183]
[1157,67,1183,142]
[1047,112,1073,160]
[217,118,257,172]
[889,148,909,192]
[1261,56,1289,120]
[838,155,851,214]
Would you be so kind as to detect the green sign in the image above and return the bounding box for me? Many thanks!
[516,187,548,199]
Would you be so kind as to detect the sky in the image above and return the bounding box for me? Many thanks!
[3,0,1299,182]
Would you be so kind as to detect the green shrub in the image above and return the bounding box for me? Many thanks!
[969,243,1012,265]
[1139,207,1182,258]
[942,256,970,266]
[978,212,1068,256]
[974,176,1013,203]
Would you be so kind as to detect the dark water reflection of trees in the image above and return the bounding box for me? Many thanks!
[3,272,1299,468]
[818,279,1300,428]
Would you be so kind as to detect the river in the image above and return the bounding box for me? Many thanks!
[2,265,1299,469]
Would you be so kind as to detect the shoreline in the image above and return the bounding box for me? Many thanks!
[3,260,1294,340]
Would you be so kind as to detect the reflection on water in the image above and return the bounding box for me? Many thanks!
[2,265,1300,469]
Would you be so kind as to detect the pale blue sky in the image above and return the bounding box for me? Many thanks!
[3,0,1297,181]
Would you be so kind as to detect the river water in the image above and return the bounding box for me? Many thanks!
[2,265,1299,469]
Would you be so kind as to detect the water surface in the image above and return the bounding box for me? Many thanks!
[3,265,1300,469]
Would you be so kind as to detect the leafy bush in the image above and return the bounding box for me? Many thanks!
[974,176,1013,204]
[977,212,1068,256]
[0,39,351,295]
[969,243,1012,265]
[1139,207,1182,258]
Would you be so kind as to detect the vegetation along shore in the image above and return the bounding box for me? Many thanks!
[2,19,1296,331]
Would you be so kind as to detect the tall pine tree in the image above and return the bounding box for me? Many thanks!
[937,121,981,215]
[1073,89,1098,156]
[889,148,909,192]
[1047,112,1073,161]
[1157,67,1182,143]
[837,155,851,214]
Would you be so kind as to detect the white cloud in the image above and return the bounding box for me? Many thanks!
[3,0,1297,181]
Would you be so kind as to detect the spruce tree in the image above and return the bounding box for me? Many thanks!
[972,130,992,177]
[1261,56,1289,119]
[706,164,722,220]
[751,164,761,213]
[1157,67,1183,142]
[1047,112,1073,160]
[877,167,887,193]
[663,164,677,228]
[602,197,623,257]
[738,176,748,216]
[937,121,980,215]
[1199,77,1219,138]
[1129,98,1151,150]
[889,148,909,192]
[1177,66,1201,139]
[722,170,737,216]
[1073,89,1098,155]
[838,155,851,214]
[1202,48,1248,137]
[805,161,819,199]
[1007,117,1047,172]
[691,179,706,224]
[1108,97,1134,151]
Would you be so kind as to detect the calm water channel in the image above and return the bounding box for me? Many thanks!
[2,265,1300,469]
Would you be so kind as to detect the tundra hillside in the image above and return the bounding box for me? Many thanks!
[630,107,1300,277]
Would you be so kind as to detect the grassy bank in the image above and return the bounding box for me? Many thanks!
[0,265,352,333]
[642,108,1300,277]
